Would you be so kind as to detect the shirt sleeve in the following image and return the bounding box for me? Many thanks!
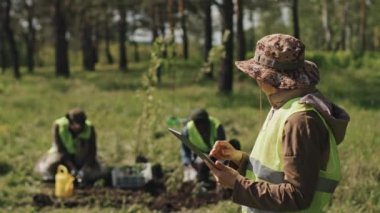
[53,124,68,154]
[84,126,97,164]
[232,111,329,211]
[228,152,250,175]
[216,124,226,140]
[180,126,192,165]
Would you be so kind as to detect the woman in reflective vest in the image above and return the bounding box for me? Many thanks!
[206,34,350,212]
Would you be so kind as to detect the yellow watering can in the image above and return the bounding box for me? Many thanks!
[55,165,75,198]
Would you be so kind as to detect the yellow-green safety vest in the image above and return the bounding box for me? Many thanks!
[50,117,93,154]
[187,116,221,153]
[243,97,341,213]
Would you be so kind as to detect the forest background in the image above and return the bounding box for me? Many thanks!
[0,0,379,212]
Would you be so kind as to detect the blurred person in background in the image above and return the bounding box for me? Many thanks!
[35,108,107,185]
[180,108,226,189]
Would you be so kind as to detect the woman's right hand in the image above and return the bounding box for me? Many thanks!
[210,140,243,165]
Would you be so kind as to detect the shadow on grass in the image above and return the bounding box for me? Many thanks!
[0,161,12,176]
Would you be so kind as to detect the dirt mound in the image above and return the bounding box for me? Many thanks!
[150,182,232,211]
[33,181,232,212]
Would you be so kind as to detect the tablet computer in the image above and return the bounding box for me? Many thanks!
[168,128,216,169]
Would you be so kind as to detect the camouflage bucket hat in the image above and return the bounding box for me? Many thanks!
[235,34,319,89]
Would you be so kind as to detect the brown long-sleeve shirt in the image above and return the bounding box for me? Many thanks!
[231,89,349,211]
[232,111,328,211]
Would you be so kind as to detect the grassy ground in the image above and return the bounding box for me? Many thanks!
[0,52,379,212]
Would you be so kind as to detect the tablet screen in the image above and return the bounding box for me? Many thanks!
[168,128,217,168]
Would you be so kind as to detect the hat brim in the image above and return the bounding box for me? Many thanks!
[235,58,319,89]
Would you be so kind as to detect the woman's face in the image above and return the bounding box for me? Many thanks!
[256,80,278,96]
[69,122,83,133]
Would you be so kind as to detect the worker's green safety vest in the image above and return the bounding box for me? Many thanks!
[243,98,341,213]
[50,117,93,154]
[187,117,221,153]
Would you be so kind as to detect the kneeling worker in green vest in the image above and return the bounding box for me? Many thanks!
[35,108,107,185]
[180,109,227,189]
[205,34,350,212]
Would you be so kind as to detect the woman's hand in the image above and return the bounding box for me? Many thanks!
[205,160,240,189]
[210,140,243,165]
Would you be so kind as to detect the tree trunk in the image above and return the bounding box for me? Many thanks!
[26,1,36,73]
[203,0,212,62]
[203,0,213,78]
[133,42,140,62]
[82,25,95,71]
[167,0,176,57]
[3,0,20,79]
[321,0,333,50]
[104,14,114,64]
[118,5,127,72]
[179,0,188,60]
[291,0,300,39]
[81,15,96,71]
[338,0,349,51]
[248,9,255,52]
[167,0,175,37]
[0,31,8,72]
[132,11,140,62]
[219,0,234,94]
[158,6,165,37]
[53,0,70,77]
[93,20,100,65]
[151,2,158,43]
[237,0,246,60]
[359,0,367,53]
[156,3,167,58]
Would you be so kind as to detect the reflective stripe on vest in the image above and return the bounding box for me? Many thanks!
[54,117,92,154]
[246,158,339,193]
[187,117,221,153]
[243,97,341,213]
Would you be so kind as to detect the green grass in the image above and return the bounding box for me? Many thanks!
[0,52,379,212]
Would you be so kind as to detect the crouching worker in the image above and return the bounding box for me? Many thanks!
[35,108,108,185]
[180,109,228,189]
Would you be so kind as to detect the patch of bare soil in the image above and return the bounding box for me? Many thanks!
[32,181,232,212]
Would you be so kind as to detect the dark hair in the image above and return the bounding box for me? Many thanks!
[189,108,209,122]
[66,108,87,126]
